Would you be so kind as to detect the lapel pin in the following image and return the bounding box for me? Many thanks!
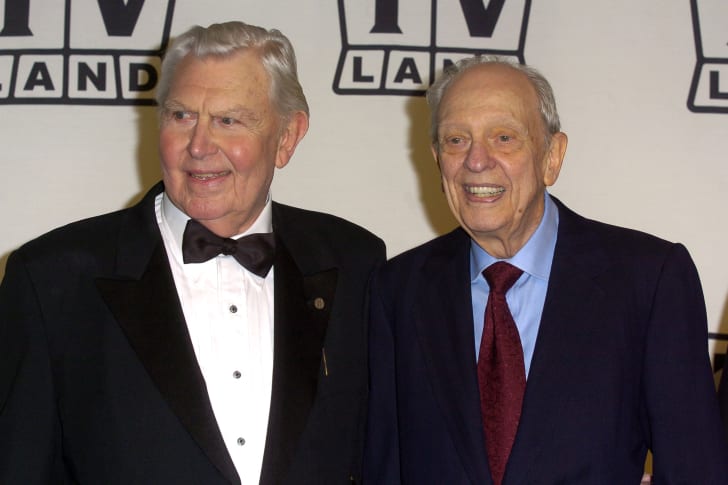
[313,297,325,310]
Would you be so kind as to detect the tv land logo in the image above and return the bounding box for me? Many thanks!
[688,0,728,114]
[0,0,175,105]
[333,0,532,96]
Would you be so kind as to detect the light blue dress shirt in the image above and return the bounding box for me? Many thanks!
[470,192,559,377]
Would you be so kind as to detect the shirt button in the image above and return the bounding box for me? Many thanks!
[237,437,246,446]
[229,305,238,314]
[233,370,242,379]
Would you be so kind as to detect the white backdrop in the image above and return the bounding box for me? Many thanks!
[1,0,727,365]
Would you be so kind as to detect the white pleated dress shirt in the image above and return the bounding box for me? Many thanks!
[156,192,274,484]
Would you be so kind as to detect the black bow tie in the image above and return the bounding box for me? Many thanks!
[181,219,276,277]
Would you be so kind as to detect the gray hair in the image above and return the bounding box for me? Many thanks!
[156,21,309,119]
[426,55,561,145]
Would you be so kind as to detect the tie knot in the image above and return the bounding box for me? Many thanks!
[220,239,238,256]
[483,261,523,294]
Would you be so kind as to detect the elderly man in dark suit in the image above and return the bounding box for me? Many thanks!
[0,21,384,484]
[363,56,728,484]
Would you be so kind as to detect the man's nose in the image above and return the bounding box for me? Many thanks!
[188,122,218,159]
[464,140,497,172]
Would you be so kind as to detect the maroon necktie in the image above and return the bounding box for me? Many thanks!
[477,261,526,485]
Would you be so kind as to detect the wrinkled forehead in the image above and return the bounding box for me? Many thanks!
[438,64,542,129]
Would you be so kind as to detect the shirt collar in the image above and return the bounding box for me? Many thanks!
[161,192,274,253]
[470,191,559,282]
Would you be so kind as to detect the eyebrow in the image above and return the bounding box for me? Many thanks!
[213,106,262,124]
[161,100,185,112]
[438,117,528,133]
[160,101,263,125]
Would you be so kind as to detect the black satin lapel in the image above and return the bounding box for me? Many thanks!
[260,240,335,485]
[95,243,240,485]
[415,237,491,485]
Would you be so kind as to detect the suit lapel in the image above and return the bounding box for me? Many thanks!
[94,184,240,485]
[415,229,492,485]
[505,198,610,484]
[260,208,337,484]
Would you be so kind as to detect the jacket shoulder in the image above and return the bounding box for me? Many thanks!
[272,202,385,254]
[10,185,160,272]
[553,196,682,260]
[15,208,129,260]
[386,227,467,266]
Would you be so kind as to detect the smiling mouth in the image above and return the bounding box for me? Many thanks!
[466,186,505,197]
[189,171,229,181]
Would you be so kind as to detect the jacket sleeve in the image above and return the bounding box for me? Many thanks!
[643,243,728,482]
[0,250,67,483]
[362,268,402,484]
[718,351,728,442]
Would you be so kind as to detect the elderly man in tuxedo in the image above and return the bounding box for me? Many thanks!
[363,56,728,484]
[0,21,384,484]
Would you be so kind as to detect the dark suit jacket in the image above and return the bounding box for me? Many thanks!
[364,196,728,484]
[0,182,385,485]
[718,354,728,442]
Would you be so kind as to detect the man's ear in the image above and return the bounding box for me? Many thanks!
[431,143,446,192]
[276,111,309,169]
[543,131,567,186]
[431,143,441,171]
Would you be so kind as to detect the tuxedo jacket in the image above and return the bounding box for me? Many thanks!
[364,196,728,484]
[0,182,385,484]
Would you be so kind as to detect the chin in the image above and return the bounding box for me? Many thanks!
[182,202,229,222]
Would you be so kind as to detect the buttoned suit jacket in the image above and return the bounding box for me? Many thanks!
[364,196,728,484]
[0,182,385,484]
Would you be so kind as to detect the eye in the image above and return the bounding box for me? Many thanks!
[166,110,192,122]
[490,130,525,154]
[220,116,236,126]
[440,134,470,154]
[443,135,469,146]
